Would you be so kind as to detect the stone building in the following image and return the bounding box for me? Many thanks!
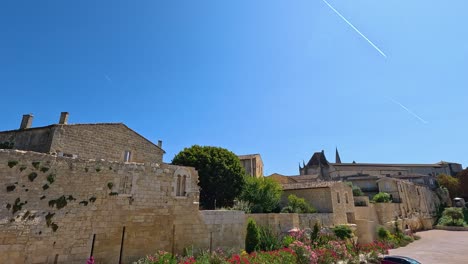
[299,149,462,189]
[237,154,263,177]
[280,181,355,224]
[0,114,247,264]
[0,113,165,164]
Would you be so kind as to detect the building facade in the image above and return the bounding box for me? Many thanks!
[238,154,263,177]
[0,113,165,164]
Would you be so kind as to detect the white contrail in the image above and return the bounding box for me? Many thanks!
[104,75,112,83]
[389,98,428,124]
[322,0,387,58]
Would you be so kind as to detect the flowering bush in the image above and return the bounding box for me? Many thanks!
[289,241,317,264]
[131,227,407,264]
[134,251,178,264]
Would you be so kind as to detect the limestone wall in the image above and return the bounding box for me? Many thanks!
[0,149,197,264]
[199,210,246,251]
[282,188,333,213]
[49,124,164,163]
[0,127,54,153]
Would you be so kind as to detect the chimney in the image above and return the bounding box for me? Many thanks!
[59,112,69,124]
[158,140,163,148]
[20,114,33,130]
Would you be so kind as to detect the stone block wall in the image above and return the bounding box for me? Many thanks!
[282,188,333,213]
[0,127,54,153]
[199,210,246,251]
[49,124,164,163]
[0,149,197,264]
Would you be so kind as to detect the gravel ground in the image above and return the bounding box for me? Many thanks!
[388,229,468,264]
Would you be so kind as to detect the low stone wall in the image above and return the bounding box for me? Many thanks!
[434,225,468,231]
[199,210,246,251]
[354,196,369,207]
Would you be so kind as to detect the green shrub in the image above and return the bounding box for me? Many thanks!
[333,225,353,240]
[352,185,364,196]
[0,141,14,149]
[372,192,392,203]
[377,226,391,240]
[245,218,260,253]
[239,177,282,213]
[283,194,317,213]
[258,225,281,251]
[282,235,294,247]
[440,207,465,226]
[311,222,320,241]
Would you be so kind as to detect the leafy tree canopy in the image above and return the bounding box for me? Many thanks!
[437,174,460,198]
[172,145,246,209]
[372,192,391,203]
[239,176,282,213]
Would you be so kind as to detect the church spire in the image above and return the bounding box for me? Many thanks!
[335,147,342,163]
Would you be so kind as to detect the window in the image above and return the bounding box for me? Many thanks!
[176,175,182,196]
[337,192,340,203]
[174,168,191,197]
[124,151,132,162]
[345,193,349,204]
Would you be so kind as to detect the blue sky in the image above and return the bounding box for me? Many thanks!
[1,0,467,175]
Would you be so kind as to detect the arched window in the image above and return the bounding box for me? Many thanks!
[173,168,191,197]
[182,176,187,196]
[176,175,182,196]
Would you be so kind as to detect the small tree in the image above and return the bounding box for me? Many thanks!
[172,145,246,209]
[352,185,364,196]
[437,174,461,198]
[372,192,392,203]
[245,218,260,253]
[239,176,282,213]
[443,207,464,226]
[333,225,353,240]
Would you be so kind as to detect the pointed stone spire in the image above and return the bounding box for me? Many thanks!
[335,147,342,163]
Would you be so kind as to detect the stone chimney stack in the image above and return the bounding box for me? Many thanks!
[158,140,163,148]
[59,112,69,124]
[20,114,34,129]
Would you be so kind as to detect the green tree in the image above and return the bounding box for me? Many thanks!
[333,225,353,240]
[437,174,460,198]
[172,145,246,209]
[239,176,282,213]
[372,192,391,203]
[443,207,464,226]
[245,218,260,253]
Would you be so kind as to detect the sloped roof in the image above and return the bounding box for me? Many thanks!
[0,123,165,153]
[307,151,329,167]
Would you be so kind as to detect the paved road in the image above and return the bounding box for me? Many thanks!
[389,230,468,264]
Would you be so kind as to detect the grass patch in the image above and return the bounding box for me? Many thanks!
[42,184,49,190]
[6,185,16,192]
[40,167,49,173]
[19,166,27,172]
